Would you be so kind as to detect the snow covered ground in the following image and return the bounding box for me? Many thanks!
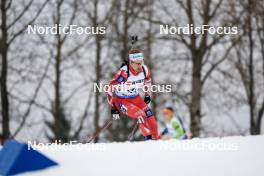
[22,135,263,176]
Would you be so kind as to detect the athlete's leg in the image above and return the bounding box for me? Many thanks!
[113,96,153,137]
[127,96,159,140]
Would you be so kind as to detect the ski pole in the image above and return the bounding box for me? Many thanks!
[128,120,139,141]
[88,118,113,143]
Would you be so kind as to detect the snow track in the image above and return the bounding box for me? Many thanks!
[22,135,264,176]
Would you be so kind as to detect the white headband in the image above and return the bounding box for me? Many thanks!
[129,53,144,61]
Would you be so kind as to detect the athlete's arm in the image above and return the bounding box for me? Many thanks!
[106,68,128,105]
[171,121,185,139]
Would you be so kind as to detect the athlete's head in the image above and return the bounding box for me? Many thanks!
[129,49,144,72]
[163,107,174,122]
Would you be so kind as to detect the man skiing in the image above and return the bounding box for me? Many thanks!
[160,107,188,140]
[106,49,159,140]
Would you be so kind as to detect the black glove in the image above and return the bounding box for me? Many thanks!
[144,95,151,104]
[111,106,120,120]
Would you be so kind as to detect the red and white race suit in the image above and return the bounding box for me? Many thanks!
[106,64,159,139]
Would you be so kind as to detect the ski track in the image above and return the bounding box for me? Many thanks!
[21,135,263,176]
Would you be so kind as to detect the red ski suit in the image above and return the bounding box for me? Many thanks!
[107,64,159,139]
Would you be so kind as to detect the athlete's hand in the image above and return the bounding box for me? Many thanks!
[144,95,151,104]
[111,106,120,120]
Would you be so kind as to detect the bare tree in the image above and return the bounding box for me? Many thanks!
[233,0,264,134]
[0,0,48,140]
[148,0,242,136]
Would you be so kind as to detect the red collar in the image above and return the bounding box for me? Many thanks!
[129,65,143,76]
